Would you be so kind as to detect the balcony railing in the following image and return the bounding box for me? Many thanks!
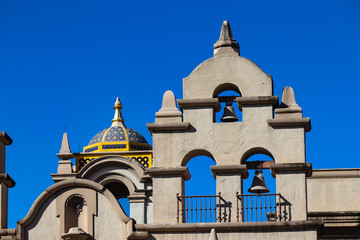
[177,193,288,223]
[236,193,288,222]
[176,193,226,223]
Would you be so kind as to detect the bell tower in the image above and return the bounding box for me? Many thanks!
[147,21,311,223]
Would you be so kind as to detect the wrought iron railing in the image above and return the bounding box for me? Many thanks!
[176,193,289,223]
[236,193,288,222]
[176,193,226,223]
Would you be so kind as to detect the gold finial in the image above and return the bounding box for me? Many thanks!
[111,97,125,126]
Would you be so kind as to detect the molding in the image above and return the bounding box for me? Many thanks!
[146,122,190,133]
[0,228,16,237]
[267,118,311,132]
[50,173,77,183]
[275,107,302,114]
[270,163,312,177]
[147,167,191,180]
[128,193,147,203]
[308,211,360,217]
[56,153,75,160]
[309,168,360,179]
[127,219,149,240]
[236,96,278,110]
[0,173,15,188]
[73,150,152,157]
[135,220,323,232]
[177,98,221,112]
[210,165,249,179]
[0,132,12,145]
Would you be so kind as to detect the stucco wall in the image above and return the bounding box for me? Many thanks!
[94,193,127,239]
[307,169,360,212]
[25,196,60,240]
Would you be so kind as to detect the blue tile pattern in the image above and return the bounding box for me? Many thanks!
[88,129,106,145]
[131,156,150,168]
[104,126,126,142]
[78,157,96,170]
[126,127,148,144]
[102,144,126,149]
[85,146,99,152]
[130,144,151,150]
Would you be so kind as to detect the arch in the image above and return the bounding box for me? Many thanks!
[181,149,216,167]
[78,155,146,182]
[98,174,136,196]
[212,83,241,98]
[241,147,275,164]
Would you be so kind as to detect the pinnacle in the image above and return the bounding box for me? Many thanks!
[111,97,125,126]
[214,20,239,56]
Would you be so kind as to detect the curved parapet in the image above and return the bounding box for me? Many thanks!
[183,55,273,99]
[17,179,131,240]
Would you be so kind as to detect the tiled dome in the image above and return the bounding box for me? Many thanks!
[88,126,149,146]
[83,97,151,153]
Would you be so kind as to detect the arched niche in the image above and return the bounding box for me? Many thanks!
[64,194,88,233]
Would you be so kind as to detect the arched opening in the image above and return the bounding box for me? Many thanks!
[243,153,275,194]
[104,182,130,216]
[241,151,278,222]
[213,84,242,123]
[180,153,217,223]
[185,156,216,196]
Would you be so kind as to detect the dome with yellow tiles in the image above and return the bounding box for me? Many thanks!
[83,97,152,153]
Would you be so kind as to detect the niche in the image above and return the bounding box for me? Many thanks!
[65,194,88,233]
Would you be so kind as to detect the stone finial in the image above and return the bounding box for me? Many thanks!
[57,132,74,160]
[208,228,218,240]
[111,97,125,127]
[155,90,182,123]
[275,86,303,119]
[214,20,240,56]
[281,86,299,108]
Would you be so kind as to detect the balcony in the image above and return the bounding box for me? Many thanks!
[177,193,288,223]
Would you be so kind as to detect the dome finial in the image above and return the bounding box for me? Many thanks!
[111,97,125,127]
[213,20,239,56]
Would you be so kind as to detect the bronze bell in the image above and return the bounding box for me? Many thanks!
[220,102,238,122]
[248,170,270,194]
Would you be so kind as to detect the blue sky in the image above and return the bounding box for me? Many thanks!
[1,0,359,227]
